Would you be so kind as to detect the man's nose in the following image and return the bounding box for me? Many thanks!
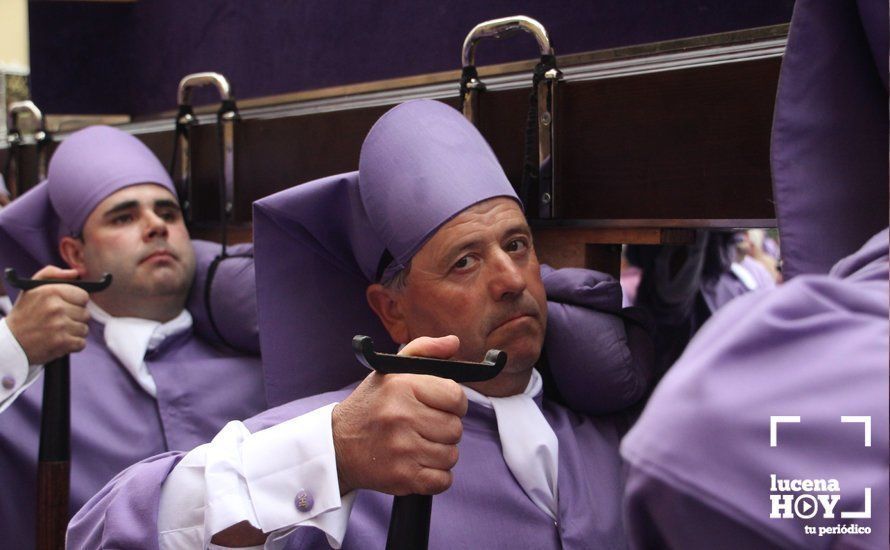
[144,210,169,240]
[487,250,527,301]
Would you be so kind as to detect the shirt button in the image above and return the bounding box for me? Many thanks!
[295,489,314,513]
[1,376,15,390]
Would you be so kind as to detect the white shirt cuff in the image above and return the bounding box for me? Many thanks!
[159,403,355,550]
[0,318,41,413]
[241,403,355,547]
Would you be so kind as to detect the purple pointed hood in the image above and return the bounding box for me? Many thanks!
[254,100,519,406]
[770,0,888,278]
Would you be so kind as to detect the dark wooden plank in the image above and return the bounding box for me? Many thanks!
[474,58,780,221]
[556,58,779,220]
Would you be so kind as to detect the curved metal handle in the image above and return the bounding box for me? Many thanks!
[461,15,553,68]
[6,101,51,194]
[7,100,46,139]
[176,72,233,106]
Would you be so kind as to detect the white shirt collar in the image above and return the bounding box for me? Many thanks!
[87,302,192,397]
[461,367,543,408]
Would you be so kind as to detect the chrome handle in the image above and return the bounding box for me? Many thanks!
[6,101,51,190]
[173,72,238,227]
[7,100,45,138]
[176,72,233,105]
[461,15,553,68]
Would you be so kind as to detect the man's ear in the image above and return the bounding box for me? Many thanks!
[58,236,88,276]
[366,283,409,344]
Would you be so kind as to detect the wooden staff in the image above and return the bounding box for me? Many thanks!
[5,268,112,550]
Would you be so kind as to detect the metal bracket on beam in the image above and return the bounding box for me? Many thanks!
[5,100,51,197]
[459,16,562,219]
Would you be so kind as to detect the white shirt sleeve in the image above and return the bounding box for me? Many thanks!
[158,403,357,550]
[0,318,43,413]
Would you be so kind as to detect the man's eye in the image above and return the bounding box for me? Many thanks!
[506,239,528,253]
[453,255,477,270]
[112,214,133,225]
[160,210,179,222]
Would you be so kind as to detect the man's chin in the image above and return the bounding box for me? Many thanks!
[140,273,191,297]
[494,338,542,374]
[489,324,543,357]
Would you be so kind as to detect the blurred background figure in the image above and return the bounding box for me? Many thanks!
[626,229,775,379]
[735,229,782,284]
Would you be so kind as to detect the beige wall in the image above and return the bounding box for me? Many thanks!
[0,0,29,72]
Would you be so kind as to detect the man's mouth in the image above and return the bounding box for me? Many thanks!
[140,250,177,264]
[490,311,537,333]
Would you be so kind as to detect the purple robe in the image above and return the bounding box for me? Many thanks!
[187,240,260,354]
[0,320,266,549]
[622,228,889,548]
[69,381,630,549]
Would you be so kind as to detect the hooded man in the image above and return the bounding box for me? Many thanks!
[69,99,653,549]
[0,125,266,548]
[621,0,889,547]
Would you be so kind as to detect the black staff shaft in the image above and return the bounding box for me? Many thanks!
[35,356,70,550]
[386,494,432,550]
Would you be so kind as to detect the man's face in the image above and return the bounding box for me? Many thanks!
[392,197,548,377]
[73,184,196,302]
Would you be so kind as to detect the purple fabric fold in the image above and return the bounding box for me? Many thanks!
[540,264,623,312]
[188,240,260,354]
[68,452,184,550]
[0,182,61,298]
[253,172,394,405]
[541,264,651,414]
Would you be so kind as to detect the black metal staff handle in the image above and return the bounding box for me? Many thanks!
[352,335,506,382]
[352,336,506,550]
[5,268,112,550]
[5,268,112,293]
